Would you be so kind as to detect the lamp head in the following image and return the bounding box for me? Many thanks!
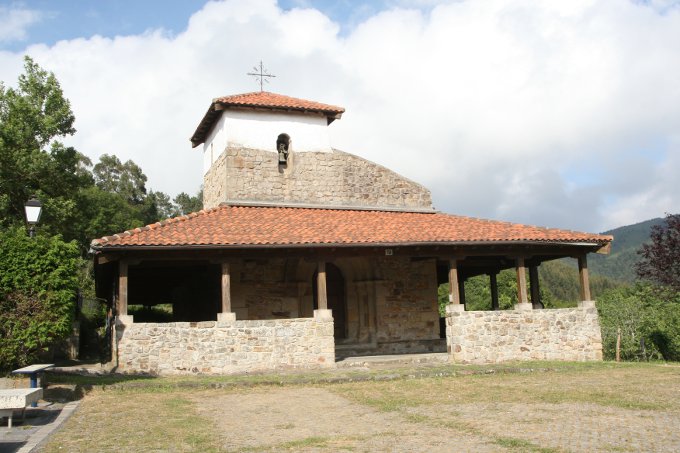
[24,197,43,225]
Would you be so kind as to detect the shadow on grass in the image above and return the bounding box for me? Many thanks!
[34,360,673,396]
[46,371,157,387]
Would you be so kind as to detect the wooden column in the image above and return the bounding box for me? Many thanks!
[515,257,529,305]
[458,278,466,307]
[578,255,592,301]
[529,265,541,307]
[118,260,128,316]
[317,261,328,310]
[448,259,461,305]
[221,262,231,314]
[490,272,499,310]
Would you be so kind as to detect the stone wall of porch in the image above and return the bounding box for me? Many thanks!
[114,316,335,375]
[445,301,603,363]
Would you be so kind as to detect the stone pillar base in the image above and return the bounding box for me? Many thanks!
[445,304,465,314]
[117,315,134,325]
[578,300,596,309]
[314,309,333,320]
[217,312,237,322]
[514,303,533,311]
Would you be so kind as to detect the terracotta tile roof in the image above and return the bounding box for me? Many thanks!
[191,91,345,147]
[91,205,613,250]
[214,92,345,115]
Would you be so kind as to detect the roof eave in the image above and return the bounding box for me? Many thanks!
[91,239,609,253]
[190,101,344,147]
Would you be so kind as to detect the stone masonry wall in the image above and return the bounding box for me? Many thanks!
[374,257,442,353]
[446,306,603,363]
[115,318,335,375]
[203,147,433,210]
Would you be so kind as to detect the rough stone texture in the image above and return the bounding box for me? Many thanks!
[115,318,335,375]
[229,256,441,355]
[230,258,312,321]
[375,256,441,344]
[203,147,433,210]
[446,306,603,363]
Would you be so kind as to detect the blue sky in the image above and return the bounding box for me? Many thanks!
[0,1,207,51]
[0,0,386,51]
[1,0,679,232]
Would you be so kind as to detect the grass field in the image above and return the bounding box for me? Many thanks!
[39,361,680,452]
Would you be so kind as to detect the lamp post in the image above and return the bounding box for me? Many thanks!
[24,197,43,238]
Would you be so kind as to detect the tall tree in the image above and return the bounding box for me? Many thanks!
[93,153,148,205]
[173,189,203,215]
[0,56,78,230]
[636,213,680,292]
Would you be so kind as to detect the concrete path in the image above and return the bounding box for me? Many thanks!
[0,401,79,453]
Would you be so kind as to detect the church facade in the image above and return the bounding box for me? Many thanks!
[92,91,610,375]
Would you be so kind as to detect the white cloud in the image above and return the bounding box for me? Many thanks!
[0,4,42,42]
[1,0,679,233]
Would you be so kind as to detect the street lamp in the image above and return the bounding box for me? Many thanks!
[24,197,43,238]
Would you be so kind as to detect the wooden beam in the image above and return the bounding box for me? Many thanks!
[578,255,592,301]
[515,257,529,304]
[596,242,612,255]
[317,261,328,310]
[96,254,120,265]
[118,260,128,316]
[448,259,461,305]
[221,262,231,313]
[490,272,499,310]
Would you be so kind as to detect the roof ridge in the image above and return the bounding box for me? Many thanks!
[218,200,436,214]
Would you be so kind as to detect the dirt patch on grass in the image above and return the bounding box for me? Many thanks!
[192,387,501,452]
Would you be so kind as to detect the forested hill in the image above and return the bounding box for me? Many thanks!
[588,217,665,283]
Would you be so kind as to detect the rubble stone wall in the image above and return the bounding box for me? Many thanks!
[446,306,603,363]
[203,147,433,210]
[375,257,441,344]
[115,318,335,375]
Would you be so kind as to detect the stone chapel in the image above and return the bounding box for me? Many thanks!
[92,91,611,375]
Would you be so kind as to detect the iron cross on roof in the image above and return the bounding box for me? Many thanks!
[247,60,276,91]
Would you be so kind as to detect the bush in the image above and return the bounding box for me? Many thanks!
[596,284,680,361]
[0,227,80,371]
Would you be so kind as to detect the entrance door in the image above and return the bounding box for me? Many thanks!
[313,263,346,339]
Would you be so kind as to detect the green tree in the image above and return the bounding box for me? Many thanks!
[93,153,148,205]
[173,189,203,215]
[0,227,81,370]
[0,56,81,232]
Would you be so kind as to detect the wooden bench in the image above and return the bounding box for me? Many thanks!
[0,388,43,428]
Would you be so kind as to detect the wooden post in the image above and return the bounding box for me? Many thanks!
[616,327,621,362]
[448,259,461,305]
[317,261,328,310]
[118,260,128,316]
[490,272,499,310]
[578,255,592,301]
[221,262,231,314]
[529,265,541,307]
[515,257,529,306]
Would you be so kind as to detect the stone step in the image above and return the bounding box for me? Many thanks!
[336,352,449,368]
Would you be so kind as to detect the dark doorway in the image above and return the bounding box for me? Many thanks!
[313,263,347,339]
